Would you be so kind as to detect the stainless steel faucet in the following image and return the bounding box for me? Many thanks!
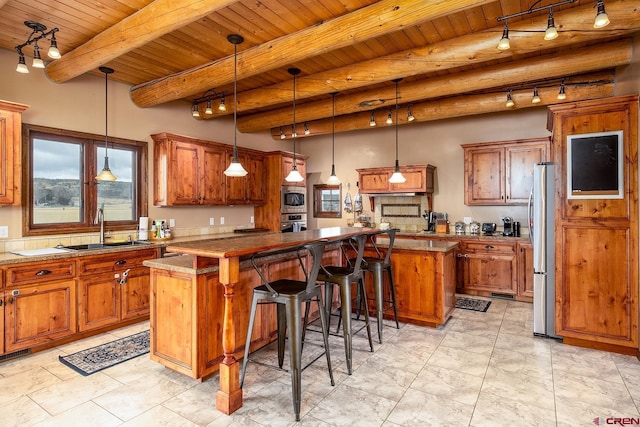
[95,208,105,244]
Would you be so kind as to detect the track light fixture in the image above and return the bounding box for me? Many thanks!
[544,9,558,40]
[190,88,226,119]
[557,80,567,100]
[497,21,510,50]
[496,0,580,49]
[15,21,61,73]
[280,127,286,139]
[505,90,515,108]
[407,105,415,122]
[532,87,541,104]
[369,111,377,127]
[594,0,610,28]
[285,68,304,183]
[223,34,248,177]
[386,109,393,125]
[388,78,406,184]
[304,122,311,135]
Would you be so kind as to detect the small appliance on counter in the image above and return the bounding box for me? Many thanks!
[502,216,513,237]
[423,210,447,233]
[454,221,465,234]
[469,221,481,235]
[481,222,496,235]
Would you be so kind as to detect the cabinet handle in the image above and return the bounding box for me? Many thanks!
[119,269,131,285]
[35,269,52,276]
[8,297,13,304]
[0,299,3,306]
[485,245,494,249]
[114,260,127,265]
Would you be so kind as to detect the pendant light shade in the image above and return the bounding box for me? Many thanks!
[594,0,610,28]
[388,78,406,184]
[327,92,340,185]
[285,67,304,183]
[224,34,248,177]
[96,66,117,182]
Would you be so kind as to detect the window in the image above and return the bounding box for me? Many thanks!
[313,184,341,218]
[23,124,147,236]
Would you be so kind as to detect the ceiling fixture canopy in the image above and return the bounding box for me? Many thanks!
[15,20,61,73]
[96,66,117,182]
[388,78,406,184]
[224,34,248,177]
[285,67,304,183]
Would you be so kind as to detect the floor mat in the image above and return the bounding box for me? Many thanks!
[455,296,491,312]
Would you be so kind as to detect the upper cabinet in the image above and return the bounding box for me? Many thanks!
[281,153,306,187]
[151,132,265,206]
[1,101,28,206]
[357,165,435,194]
[462,137,550,205]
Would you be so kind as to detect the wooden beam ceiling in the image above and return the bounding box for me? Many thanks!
[128,0,495,108]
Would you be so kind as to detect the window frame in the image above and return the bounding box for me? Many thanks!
[22,124,148,237]
[313,184,342,218]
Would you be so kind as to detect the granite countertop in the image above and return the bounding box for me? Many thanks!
[375,238,458,252]
[0,230,276,266]
[396,231,530,243]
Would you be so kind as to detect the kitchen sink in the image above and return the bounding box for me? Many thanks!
[59,241,152,251]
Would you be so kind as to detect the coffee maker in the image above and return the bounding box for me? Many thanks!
[423,210,437,232]
[502,216,513,237]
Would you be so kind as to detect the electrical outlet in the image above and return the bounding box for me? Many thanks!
[220,217,225,225]
[0,226,8,238]
[463,217,472,225]
[169,219,175,227]
[209,217,215,226]
[250,216,254,223]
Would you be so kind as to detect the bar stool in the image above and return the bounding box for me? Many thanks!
[240,241,334,422]
[316,233,373,375]
[357,228,400,343]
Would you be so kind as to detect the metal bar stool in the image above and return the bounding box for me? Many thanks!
[315,233,373,375]
[356,228,400,343]
[240,240,334,422]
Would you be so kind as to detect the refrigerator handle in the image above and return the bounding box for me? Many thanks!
[527,183,534,244]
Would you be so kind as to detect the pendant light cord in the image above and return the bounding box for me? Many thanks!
[332,93,335,164]
[292,72,297,169]
[395,80,399,164]
[233,41,238,159]
[104,70,108,157]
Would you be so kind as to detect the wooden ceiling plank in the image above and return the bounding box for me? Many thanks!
[46,0,239,83]
[222,0,640,120]
[241,39,632,132]
[129,0,496,107]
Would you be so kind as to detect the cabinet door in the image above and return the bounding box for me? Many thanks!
[359,171,389,193]
[121,269,150,320]
[0,102,27,206]
[5,280,77,352]
[246,153,266,204]
[225,151,247,204]
[78,274,120,331]
[464,252,516,294]
[201,145,225,204]
[0,292,4,354]
[464,147,505,205]
[505,143,546,204]
[171,141,201,204]
[281,156,306,186]
[517,242,534,300]
[389,167,426,193]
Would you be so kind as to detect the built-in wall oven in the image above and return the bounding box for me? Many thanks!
[281,213,307,233]
[281,186,306,214]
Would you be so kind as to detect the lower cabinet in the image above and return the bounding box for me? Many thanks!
[517,241,534,302]
[78,249,157,332]
[456,240,517,296]
[4,280,77,353]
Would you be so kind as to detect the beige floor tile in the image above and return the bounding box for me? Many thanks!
[470,391,556,426]
[410,365,483,406]
[308,383,396,425]
[1,395,52,426]
[33,401,123,427]
[120,405,198,426]
[387,387,474,426]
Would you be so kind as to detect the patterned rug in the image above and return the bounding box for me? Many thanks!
[455,296,491,312]
[59,330,149,376]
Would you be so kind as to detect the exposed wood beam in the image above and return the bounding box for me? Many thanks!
[129,0,495,107]
[45,0,238,83]
[241,39,632,132]
[270,72,615,139]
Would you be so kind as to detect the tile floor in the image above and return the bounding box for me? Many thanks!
[1,298,639,426]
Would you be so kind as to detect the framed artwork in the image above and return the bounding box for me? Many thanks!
[567,130,623,199]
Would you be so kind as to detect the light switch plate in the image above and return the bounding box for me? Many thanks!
[250,216,254,223]
[169,219,175,227]
[0,226,8,238]
[220,217,225,225]
[210,217,215,225]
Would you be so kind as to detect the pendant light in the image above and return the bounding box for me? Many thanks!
[388,78,406,184]
[285,67,304,183]
[96,66,117,181]
[224,34,248,177]
[327,92,340,185]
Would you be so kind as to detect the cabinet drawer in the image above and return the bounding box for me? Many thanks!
[6,260,75,287]
[463,241,515,254]
[78,249,158,275]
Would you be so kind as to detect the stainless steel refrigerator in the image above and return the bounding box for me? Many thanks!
[529,162,561,339]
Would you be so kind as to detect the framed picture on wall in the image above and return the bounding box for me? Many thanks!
[567,130,623,199]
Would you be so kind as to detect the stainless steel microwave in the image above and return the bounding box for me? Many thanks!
[281,186,306,213]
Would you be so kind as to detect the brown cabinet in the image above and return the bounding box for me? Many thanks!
[3,259,77,352]
[151,132,265,206]
[517,241,534,302]
[281,154,306,186]
[463,138,549,205]
[0,101,28,206]
[78,249,157,332]
[456,239,517,295]
[548,95,638,353]
[357,164,435,194]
